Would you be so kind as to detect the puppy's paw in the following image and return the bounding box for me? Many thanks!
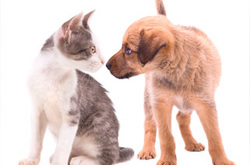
[19,159,38,165]
[157,159,176,165]
[213,159,235,165]
[137,148,156,160]
[185,142,205,152]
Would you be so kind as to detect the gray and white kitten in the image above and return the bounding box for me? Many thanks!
[19,11,134,165]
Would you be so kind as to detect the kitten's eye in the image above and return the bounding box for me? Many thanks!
[125,46,132,55]
[90,46,96,54]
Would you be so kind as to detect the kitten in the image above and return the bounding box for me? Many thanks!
[19,11,134,165]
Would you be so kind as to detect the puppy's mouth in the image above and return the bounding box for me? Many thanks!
[116,72,136,79]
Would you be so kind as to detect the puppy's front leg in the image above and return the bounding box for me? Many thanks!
[138,87,157,160]
[194,99,234,165]
[19,108,47,165]
[153,99,176,165]
[51,112,79,165]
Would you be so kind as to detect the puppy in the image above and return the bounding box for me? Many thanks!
[106,0,234,165]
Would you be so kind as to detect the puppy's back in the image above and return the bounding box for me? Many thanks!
[180,25,222,91]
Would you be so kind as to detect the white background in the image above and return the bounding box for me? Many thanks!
[0,0,249,165]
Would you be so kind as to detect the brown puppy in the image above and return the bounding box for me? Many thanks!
[106,0,234,165]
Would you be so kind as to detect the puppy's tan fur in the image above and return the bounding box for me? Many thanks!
[106,0,234,165]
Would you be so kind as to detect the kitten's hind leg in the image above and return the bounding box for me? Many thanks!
[70,156,99,165]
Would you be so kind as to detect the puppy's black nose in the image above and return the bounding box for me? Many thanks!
[106,62,112,70]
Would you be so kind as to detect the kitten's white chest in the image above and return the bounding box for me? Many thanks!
[29,53,77,137]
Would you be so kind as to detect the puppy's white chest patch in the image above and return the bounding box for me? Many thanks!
[174,96,193,113]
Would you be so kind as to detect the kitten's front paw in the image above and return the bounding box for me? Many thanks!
[19,159,38,165]
[51,158,68,165]
[51,161,67,165]
[137,148,156,160]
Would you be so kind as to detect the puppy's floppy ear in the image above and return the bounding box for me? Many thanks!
[138,29,167,65]
[82,10,95,29]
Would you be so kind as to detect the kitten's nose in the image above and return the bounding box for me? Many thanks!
[106,62,112,70]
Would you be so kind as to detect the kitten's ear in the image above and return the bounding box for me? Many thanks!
[82,10,95,29]
[61,12,83,41]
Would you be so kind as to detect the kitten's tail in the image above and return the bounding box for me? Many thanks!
[116,147,134,163]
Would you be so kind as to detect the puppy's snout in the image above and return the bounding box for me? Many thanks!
[106,62,112,70]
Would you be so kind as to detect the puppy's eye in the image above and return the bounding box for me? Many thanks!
[90,46,96,54]
[125,47,132,55]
